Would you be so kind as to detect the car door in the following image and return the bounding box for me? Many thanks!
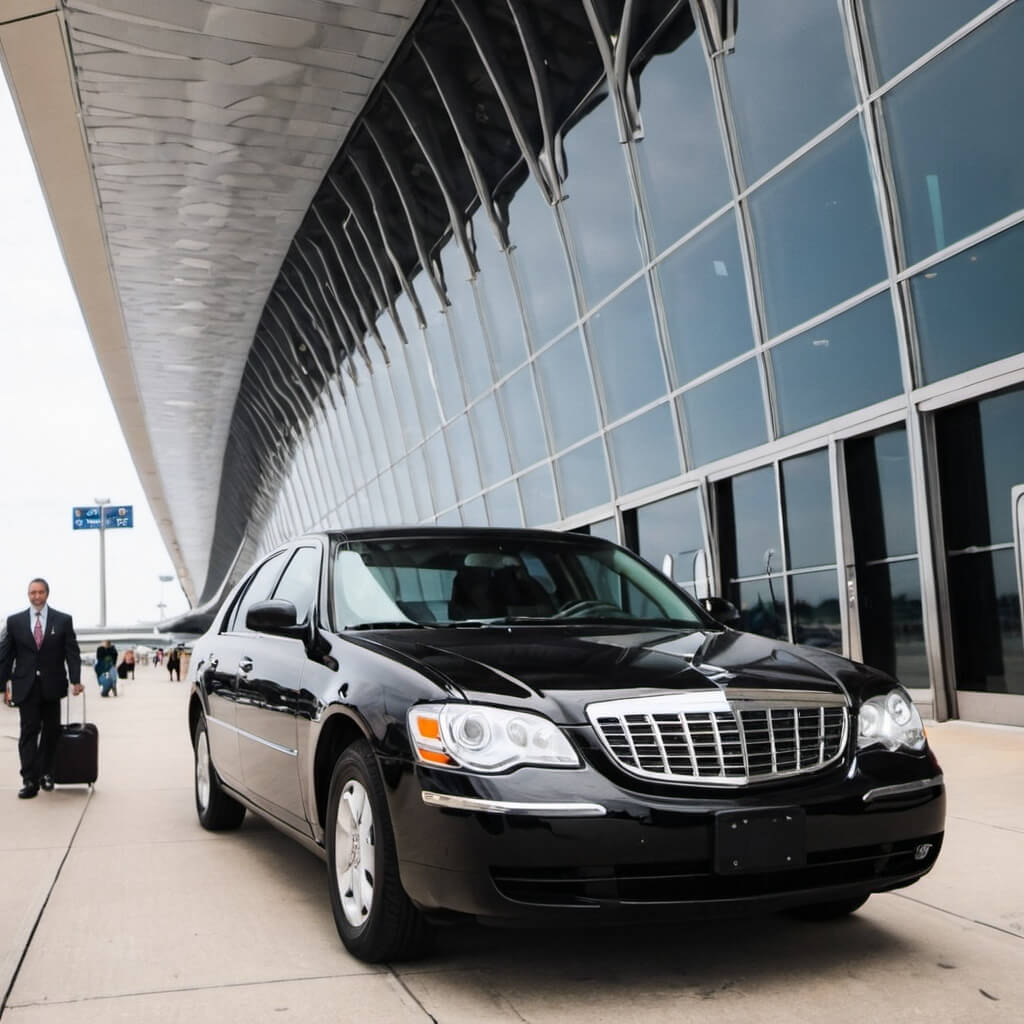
[206,551,288,788]
[235,543,322,833]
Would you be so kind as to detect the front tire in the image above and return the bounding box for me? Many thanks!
[193,716,246,831]
[325,741,431,962]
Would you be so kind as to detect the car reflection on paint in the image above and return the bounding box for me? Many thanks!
[187,527,944,962]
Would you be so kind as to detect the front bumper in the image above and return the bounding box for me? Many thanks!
[385,748,945,923]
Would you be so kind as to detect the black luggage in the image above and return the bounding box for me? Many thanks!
[53,692,98,785]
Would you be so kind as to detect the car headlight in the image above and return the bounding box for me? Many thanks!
[857,689,926,752]
[408,703,580,772]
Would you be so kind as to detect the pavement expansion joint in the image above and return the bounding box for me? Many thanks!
[893,892,1024,941]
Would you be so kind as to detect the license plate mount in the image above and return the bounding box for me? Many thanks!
[714,806,806,874]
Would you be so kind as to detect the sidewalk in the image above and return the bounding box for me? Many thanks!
[1,664,1022,1023]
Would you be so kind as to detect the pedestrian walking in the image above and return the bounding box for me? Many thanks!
[166,646,181,682]
[0,578,83,798]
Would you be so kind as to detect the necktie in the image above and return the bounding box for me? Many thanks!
[34,614,43,649]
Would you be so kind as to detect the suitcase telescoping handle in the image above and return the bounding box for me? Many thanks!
[64,684,87,726]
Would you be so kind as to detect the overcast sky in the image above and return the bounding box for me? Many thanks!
[0,74,189,627]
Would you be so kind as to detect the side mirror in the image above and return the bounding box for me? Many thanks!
[246,599,300,636]
[701,596,741,626]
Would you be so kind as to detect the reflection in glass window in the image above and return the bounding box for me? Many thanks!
[660,212,754,385]
[423,432,457,511]
[228,552,287,633]
[727,466,780,580]
[634,489,704,588]
[472,212,528,379]
[882,3,1024,266]
[556,439,611,518]
[561,94,644,307]
[535,331,599,451]
[790,570,842,653]
[736,578,787,640]
[609,404,680,495]
[770,293,902,435]
[633,6,730,251]
[781,450,834,570]
[911,223,1024,384]
[680,357,767,467]
[485,481,522,527]
[444,253,493,402]
[749,119,887,337]
[861,0,993,87]
[469,393,512,489]
[586,277,666,423]
[858,559,928,689]
[722,0,856,184]
[506,179,576,348]
[519,463,559,526]
[499,368,548,471]
[445,415,481,502]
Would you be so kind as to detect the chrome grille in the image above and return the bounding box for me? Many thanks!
[588,692,849,785]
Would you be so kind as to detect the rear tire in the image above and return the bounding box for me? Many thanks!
[325,740,431,962]
[789,894,870,920]
[193,716,246,831]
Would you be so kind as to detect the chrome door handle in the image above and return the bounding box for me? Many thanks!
[238,657,254,675]
[207,656,218,671]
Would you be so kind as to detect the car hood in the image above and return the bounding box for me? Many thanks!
[360,626,877,724]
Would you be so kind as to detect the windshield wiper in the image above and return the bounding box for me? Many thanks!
[348,620,428,631]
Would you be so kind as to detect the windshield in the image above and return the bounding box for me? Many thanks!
[330,534,710,630]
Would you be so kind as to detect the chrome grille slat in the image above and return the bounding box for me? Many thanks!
[589,694,849,787]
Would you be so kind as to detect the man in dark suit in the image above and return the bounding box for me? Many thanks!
[0,578,82,798]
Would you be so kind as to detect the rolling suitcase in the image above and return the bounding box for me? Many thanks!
[52,690,98,785]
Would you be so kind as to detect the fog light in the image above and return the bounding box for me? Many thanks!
[914,843,933,861]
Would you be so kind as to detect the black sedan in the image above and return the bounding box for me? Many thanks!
[187,527,944,962]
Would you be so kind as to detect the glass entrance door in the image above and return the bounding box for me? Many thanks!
[842,426,928,691]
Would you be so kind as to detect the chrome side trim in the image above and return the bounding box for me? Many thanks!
[422,791,606,817]
[206,715,298,757]
[862,775,944,803]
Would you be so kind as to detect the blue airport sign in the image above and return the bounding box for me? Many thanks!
[72,505,133,530]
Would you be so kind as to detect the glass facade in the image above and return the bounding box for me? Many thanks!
[254,1,1024,726]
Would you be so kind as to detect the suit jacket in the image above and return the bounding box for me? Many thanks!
[0,607,81,703]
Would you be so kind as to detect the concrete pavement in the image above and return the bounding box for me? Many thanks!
[1,663,1022,1022]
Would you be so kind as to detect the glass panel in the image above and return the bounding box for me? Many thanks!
[882,4,1024,266]
[749,119,887,337]
[770,293,902,435]
[660,212,754,385]
[460,496,489,527]
[437,508,461,526]
[485,481,522,527]
[228,552,286,633]
[506,179,576,348]
[391,459,418,523]
[473,211,528,378]
[385,324,423,452]
[634,6,731,251]
[735,578,787,640]
[445,415,481,502]
[406,446,434,521]
[499,367,548,471]
[353,377,389,474]
[535,331,599,451]
[781,449,834,571]
[444,251,493,402]
[634,490,704,586]
[589,517,618,544]
[937,388,1024,550]
[424,312,464,422]
[722,0,856,184]
[587,277,665,422]
[469,393,512,489]
[790,570,842,652]
[948,549,1024,695]
[423,432,457,512]
[561,94,644,307]
[911,223,1024,384]
[609,404,680,495]
[858,559,928,689]
[368,332,404,463]
[379,469,402,524]
[861,0,994,86]
[519,463,559,526]
[729,466,781,579]
[556,439,611,518]
[403,318,442,435]
[680,357,767,467]
[845,426,917,563]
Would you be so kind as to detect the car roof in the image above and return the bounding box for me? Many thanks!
[295,526,615,546]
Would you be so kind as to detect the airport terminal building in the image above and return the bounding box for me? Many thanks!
[2,0,1023,725]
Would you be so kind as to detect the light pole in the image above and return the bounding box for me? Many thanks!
[158,573,174,622]
[95,497,110,627]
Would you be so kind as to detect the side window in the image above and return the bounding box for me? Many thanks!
[272,546,321,624]
[226,552,287,633]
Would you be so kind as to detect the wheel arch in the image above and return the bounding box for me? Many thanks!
[313,710,372,833]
